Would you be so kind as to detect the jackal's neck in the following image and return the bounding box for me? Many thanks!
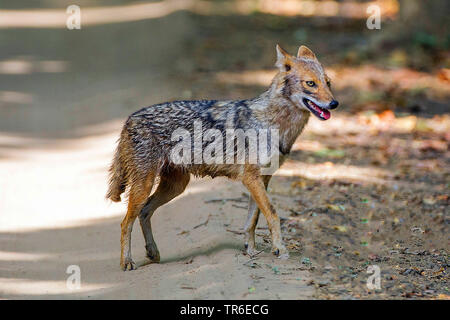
[250,72,310,154]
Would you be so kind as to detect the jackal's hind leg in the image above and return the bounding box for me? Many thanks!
[244,197,259,256]
[138,168,190,263]
[120,172,155,271]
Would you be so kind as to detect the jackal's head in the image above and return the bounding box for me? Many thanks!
[274,44,338,120]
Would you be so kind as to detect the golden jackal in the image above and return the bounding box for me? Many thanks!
[107,45,338,270]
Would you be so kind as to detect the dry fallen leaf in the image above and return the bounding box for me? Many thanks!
[327,204,342,211]
[423,197,436,205]
[333,225,348,232]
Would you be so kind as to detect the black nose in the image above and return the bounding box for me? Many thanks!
[328,100,339,109]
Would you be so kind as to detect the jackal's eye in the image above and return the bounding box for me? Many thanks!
[306,81,316,87]
[326,80,331,88]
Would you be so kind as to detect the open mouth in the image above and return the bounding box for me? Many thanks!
[302,98,331,120]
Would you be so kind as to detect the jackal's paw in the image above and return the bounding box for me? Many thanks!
[145,244,160,263]
[272,246,289,259]
[121,258,136,271]
[146,251,160,263]
[245,243,259,257]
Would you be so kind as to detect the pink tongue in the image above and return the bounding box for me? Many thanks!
[321,109,331,120]
[312,103,331,120]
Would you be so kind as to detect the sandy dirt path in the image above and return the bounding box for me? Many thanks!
[0,120,313,299]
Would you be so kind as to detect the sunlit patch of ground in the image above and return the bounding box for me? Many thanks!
[277,160,392,185]
[0,123,121,231]
[0,278,113,297]
[0,120,218,232]
[0,0,398,28]
[0,0,194,28]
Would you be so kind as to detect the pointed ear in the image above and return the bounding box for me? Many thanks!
[297,45,317,60]
[275,44,292,71]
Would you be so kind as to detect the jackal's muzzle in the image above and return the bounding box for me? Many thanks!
[302,98,339,121]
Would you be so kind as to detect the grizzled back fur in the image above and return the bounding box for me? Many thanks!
[107,98,281,202]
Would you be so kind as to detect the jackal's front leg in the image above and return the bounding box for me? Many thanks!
[242,170,288,259]
[244,175,272,257]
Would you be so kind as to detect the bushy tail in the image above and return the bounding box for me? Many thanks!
[106,139,128,202]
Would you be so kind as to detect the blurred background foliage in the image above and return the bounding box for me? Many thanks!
[0,0,448,135]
